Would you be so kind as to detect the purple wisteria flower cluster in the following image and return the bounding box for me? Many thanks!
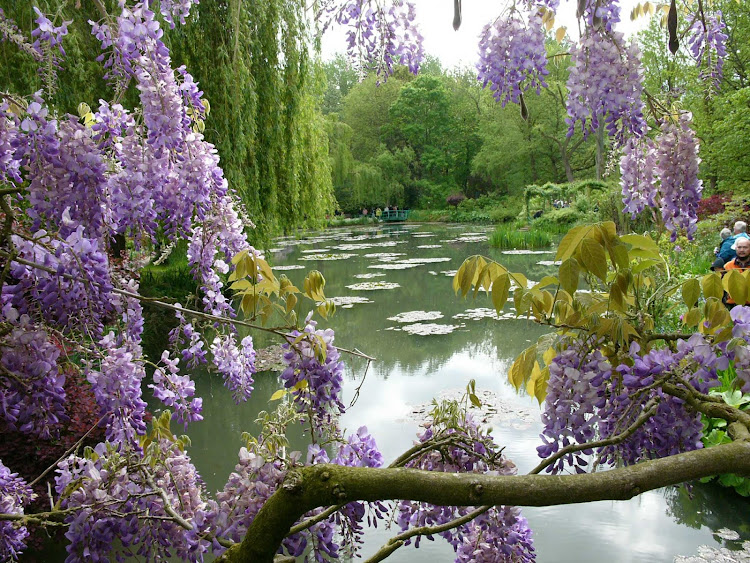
[620,113,702,240]
[210,333,256,403]
[55,440,209,563]
[281,318,346,424]
[728,306,750,393]
[686,12,728,92]
[396,410,535,562]
[0,461,35,562]
[150,350,203,427]
[320,0,425,77]
[476,12,549,107]
[655,113,703,241]
[539,334,725,473]
[566,29,647,143]
[4,227,115,336]
[0,311,67,440]
[620,134,657,217]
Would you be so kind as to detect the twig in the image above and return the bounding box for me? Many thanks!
[530,397,660,475]
[0,250,376,361]
[364,505,492,563]
[30,415,106,488]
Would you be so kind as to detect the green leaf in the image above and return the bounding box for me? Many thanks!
[580,238,608,281]
[702,273,724,300]
[725,270,748,305]
[559,258,580,296]
[491,274,510,313]
[683,307,703,328]
[681,278,701,308]
[469,393,482,408]
[620,233,660,252]
[509,344,537,390]
[556,225,593,261]
[534,275,559,289]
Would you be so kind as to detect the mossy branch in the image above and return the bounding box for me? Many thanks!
[222,439,750,563]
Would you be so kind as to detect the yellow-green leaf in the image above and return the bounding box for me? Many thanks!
[681,278,701,308]
[556,225,593,261]
[509,344,537,390]
[683,307,703,328]
[580,238,608,281]
[702,273,724,300]
[725,270,748,305]
[559,257,580,295]
[535,275,559,289]
[491,274,510,313]
[270,389,287,401]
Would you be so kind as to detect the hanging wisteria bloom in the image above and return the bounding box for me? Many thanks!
[686,12,728,92]
[476,11,548,107]
[566,29,647,143]
[620,113,702,240]
[0,461,35,561]
[654,113,702,241]
[320,0,425,77]
[620,134,657,218]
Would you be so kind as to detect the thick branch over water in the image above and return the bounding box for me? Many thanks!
[220,439,750,563]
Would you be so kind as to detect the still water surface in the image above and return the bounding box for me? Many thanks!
[187,223,750,563]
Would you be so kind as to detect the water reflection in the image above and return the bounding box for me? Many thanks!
[183,223,750,562]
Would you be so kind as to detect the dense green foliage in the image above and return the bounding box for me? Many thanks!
[2,1,336,244]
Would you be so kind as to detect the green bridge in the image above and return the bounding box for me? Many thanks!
[373,209,411,222]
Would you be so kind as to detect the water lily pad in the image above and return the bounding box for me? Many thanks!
[412,233,436,238]
[452,308,503,321]
[368,263,422,270]
[388,310,444,323]
[299,253,357,261]
[364,252,406,260]
[301,248,330,253]
[400,257,451,264]
[329,296,374,308]
[441,269,458,277]
[714,529,741,541]
[333,241,399,250]
[456,234,489,242]
[501,249,553,255]
[354,272,386,279]
[399,322,461,335]
[417,244,443,249]
[273,264,305,271]
[346,281,401,291]
[537,260,562,266]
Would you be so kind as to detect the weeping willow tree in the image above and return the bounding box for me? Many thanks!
[167,0,335,242]
[1,1,335,245]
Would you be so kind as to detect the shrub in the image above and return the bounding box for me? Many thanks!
[697,194,731,220]
[446,193,466,207]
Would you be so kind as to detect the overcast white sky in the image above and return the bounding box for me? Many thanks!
[321,0,653,69]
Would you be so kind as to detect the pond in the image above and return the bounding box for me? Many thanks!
[186,223,750,563]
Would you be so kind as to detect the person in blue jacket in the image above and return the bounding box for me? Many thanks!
[716,227,736,262]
